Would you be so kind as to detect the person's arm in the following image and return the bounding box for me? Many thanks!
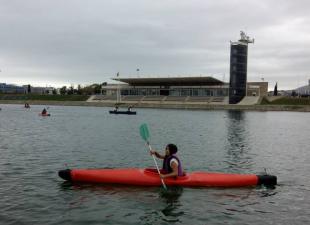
[150,150,165,159]
[160,161,178,178]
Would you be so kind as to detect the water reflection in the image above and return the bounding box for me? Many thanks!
[159,186,184,222]
[225,110,253,171]
[59,182,159,195]
[59,182,185,223]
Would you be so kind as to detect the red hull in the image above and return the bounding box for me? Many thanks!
[39,113,50,116]
[58,168,271,187]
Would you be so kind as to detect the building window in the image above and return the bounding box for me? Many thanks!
[170,89,180,96]
[218,90,222,96]
[193,89,198,96]
[130,89,138,95]
[140,89,146,96]
[121,90,129,95]
[181,89,189,96]
[151,89,158,96]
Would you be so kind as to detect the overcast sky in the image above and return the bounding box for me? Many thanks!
[0,0,309,89]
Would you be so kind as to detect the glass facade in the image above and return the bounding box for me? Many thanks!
[229,43,248,104]
[118,87,228,97]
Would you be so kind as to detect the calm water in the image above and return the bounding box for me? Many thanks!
[0,104,309,225]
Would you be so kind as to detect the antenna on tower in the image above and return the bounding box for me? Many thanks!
[239,31,254,44]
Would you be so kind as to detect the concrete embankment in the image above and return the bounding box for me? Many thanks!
[1,100,310,112]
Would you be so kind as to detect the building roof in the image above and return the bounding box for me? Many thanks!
[112,76,224,86]
[295,84,310,93]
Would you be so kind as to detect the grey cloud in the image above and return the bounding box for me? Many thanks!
[0,0,309,89]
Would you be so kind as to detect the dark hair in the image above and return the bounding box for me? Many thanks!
[166,144,178,155]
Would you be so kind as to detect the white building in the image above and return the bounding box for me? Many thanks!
[295,79,310,96]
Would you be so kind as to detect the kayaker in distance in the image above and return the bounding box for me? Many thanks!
[41,108,47,115]
[150,143,184,179]
[114,106,119,112]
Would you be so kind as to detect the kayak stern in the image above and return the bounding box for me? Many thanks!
[257,174,277,186]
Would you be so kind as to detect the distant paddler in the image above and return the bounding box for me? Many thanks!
[39,108,50,116]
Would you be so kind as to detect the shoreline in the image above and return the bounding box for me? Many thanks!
[1,100,310,112]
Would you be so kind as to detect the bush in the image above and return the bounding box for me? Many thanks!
[261,97,310,105]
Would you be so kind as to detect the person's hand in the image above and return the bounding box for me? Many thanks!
[150,150,156,156]
[160,174,166,179]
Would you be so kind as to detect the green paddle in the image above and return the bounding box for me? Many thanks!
[139,123,167,190]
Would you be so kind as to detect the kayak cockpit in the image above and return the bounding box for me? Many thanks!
[143,168,188,180]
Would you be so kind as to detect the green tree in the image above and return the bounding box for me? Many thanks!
[67,85,74,95]
[93,84,101,94]
[77,84,82,95]
[60,86,67,95]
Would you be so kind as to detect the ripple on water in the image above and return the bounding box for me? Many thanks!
[0,106,310,225]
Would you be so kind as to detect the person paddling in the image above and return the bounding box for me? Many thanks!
[41,108,47,115]
[150,143,183,179]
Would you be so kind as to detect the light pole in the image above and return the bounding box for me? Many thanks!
[136,68,140,77]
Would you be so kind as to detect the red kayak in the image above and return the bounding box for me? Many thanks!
[39,113,50,116]
[58,168,277,187]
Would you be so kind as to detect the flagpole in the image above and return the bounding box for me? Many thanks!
[116,72,120,103]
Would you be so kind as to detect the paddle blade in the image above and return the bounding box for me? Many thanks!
[139,123,150,141]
